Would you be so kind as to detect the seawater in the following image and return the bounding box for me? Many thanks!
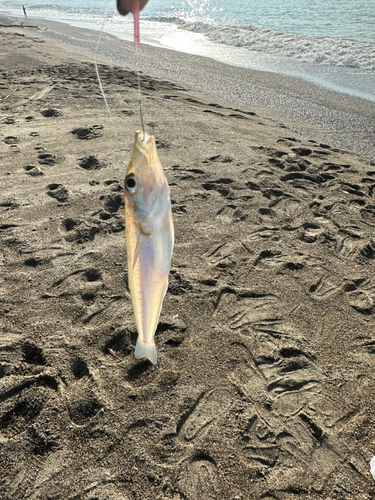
[1,0,375,101]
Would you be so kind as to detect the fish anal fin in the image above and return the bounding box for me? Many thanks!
[133,231,149,268]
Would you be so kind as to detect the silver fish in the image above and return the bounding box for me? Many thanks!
[124,131,174,365]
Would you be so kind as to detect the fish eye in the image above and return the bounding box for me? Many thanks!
[125,174,136,192]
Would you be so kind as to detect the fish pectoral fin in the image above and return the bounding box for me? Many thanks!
[133,231,149,268]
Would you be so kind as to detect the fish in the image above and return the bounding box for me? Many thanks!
[124,130,174,365]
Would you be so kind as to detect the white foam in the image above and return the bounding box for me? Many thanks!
[3,0,373,72]
[170,20,375,72]
[2,2,374,100]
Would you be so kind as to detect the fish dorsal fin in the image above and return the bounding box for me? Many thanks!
[133,231,149,268]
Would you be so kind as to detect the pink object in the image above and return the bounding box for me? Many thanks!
[116,0,150,45]
[133,0,140,45]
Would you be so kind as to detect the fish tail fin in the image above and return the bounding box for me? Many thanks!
[134,339,158,365]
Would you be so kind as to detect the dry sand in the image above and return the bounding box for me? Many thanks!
[1,23,375,500]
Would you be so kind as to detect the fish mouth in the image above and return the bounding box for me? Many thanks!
[135,130,152,144]
[134,131,155,156]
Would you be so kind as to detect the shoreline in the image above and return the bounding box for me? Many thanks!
[1,13,375,162]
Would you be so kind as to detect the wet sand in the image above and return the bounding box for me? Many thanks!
[1,22,375,500]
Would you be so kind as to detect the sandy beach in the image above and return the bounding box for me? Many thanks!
[1,18,375,500]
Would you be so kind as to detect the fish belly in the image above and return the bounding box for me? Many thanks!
[126,209,173,364]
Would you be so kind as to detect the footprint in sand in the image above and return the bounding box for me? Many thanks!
[48,265,124,330]
[178,456,220,500]
[222,293,347,493]
[51,267,102,290]
[168,269,193,296]
[172,204,188,215]
[246,227,280,242]
[361,338,375,354]
[359,242,375,259]
[82,294,126,327]
[104,328,137,360]
[201,241,251,269]
[344,280,374,315]
[259,346,321,396]
[173,166,206,182]
[310,273,375,314]
[24,165,43,176]
[0,371,58,441]
[309,273,343,300]
[2,117,15,124]
[4,135,19,145]
[38,153,56,165]
[341,181,367,198]
[155,138,170,149]
[101,193,123,213]
[360,205,375,226]
[216,204,247,223]
[254,250,307,271]
[177,389,232,442]
[103,179,122,191]
[267,197,302,221]
[65,378,102,425]
[71,125,103,140]
[336,234,363,258]
[124,360,160,388]
[78,155,105,170]
[214,289,279,329]
[291,147,313,157]
[322,161,345,173]
[40,108,62,117]
[157,316,187,349]
[268,413,344,491]
[22,341,47,366]
[280,171,323,188]
[299,222,323,243]
[202,178,234,198]
[46,184,70,203]
[61,217,99,242]
[345,289,373,314]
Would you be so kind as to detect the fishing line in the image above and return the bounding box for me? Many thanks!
[94,2,118,142]
[95,5,146,142]
[137,72,146,141]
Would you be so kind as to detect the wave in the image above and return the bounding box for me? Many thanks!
[3,1,374,72]
[145,16,375,71]
[23,4,106,15]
